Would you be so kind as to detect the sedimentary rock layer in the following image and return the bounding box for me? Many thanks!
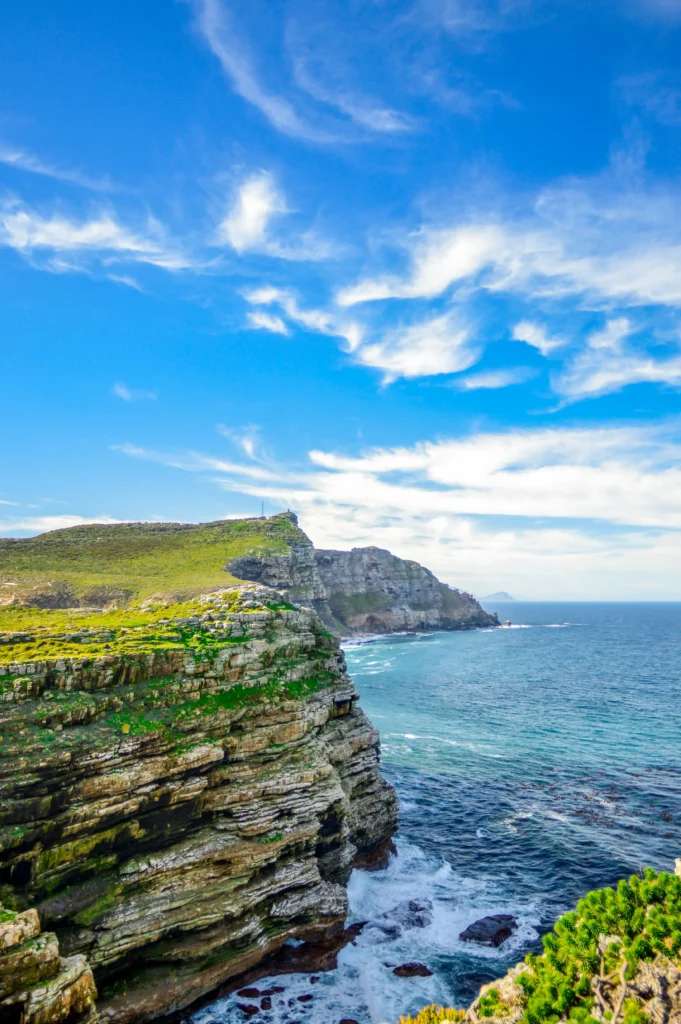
[0,904,98,1024]
[0,587,398,1023]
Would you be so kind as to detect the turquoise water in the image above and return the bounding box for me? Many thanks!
[192,603,681,1024]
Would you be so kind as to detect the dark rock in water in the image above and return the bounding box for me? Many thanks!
[393,962,434,977]
[459,914,518,947]
[238,988,261,998]
[261,996,272,1010]
[237,1004,260,1017]
[369,897,433,941]
[261,986,286,996]
[298,993,314,1002]
[353,836,397,870]
[311,975,320,983]
[339,1019,360,1023]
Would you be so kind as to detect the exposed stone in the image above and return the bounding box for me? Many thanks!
[0,904,98,1024]
[459,914,518,947]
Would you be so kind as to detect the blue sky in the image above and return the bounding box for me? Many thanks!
[3,0,681,598]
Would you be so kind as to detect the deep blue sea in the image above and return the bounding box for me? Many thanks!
[192,603,681,1024]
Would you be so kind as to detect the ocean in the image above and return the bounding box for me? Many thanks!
[190,602,681,1024]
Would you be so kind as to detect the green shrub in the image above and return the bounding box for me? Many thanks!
[519,869,681,1024]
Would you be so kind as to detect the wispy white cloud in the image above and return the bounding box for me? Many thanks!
[553,318,681,401]
[0,142,114,191]
[512,320,565,355]
[112,442,281,482]
[244,285,363,351]
[216,423,266,462]
[247,310,291,335]
[193,0,336,143]
[291,54,416,134]
[0,514,122,535]
[0,200,192,271]
[247,287,478,381]
[356,312,479,381]
[453,366,535,389]
[336,181,681,310]
[218,172,286,252]
[113,383,157,402]
[216,171,339,261]
[618,72,681,127]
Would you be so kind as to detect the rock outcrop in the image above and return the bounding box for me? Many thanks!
[0,586,397,1023]
[0,904,98,1024]
[459,913,518,947]
[228,518,497,636]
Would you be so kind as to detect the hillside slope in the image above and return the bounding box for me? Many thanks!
[0,515,303,608]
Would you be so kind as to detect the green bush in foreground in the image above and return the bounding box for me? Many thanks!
[520,869,681,1024]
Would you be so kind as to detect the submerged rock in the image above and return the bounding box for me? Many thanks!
[460,914,518,947]
[369,898,434,941]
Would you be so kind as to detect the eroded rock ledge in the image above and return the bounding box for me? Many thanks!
[0,586,398,1023]
[0,904,98,1024]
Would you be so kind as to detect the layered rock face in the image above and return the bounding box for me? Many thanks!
[0,587,397,1023]
[228,521,497,636]
[314,547,497,634]
[0,905,98,1024]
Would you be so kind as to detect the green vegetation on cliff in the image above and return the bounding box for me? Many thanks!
[0,593,255,662]
[0,514,304,608]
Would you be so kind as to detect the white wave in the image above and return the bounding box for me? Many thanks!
[542,622,585,628]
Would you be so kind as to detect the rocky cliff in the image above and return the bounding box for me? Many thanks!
[227,517,497,636]
[0,513,496,636]
[0,586,397,1023]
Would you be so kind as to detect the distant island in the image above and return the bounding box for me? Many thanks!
[483,591,517,602]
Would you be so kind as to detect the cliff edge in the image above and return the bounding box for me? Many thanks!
[227,515,498,636]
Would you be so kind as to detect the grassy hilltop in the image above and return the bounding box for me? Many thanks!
[0,513,304,609]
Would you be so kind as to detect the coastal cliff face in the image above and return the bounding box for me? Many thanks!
[314,546,497,635]
[228,520,497,636]
[0,586,397,1024]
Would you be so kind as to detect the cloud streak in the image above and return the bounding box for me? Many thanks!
[0,200,193,272]
[0,142,115,191]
